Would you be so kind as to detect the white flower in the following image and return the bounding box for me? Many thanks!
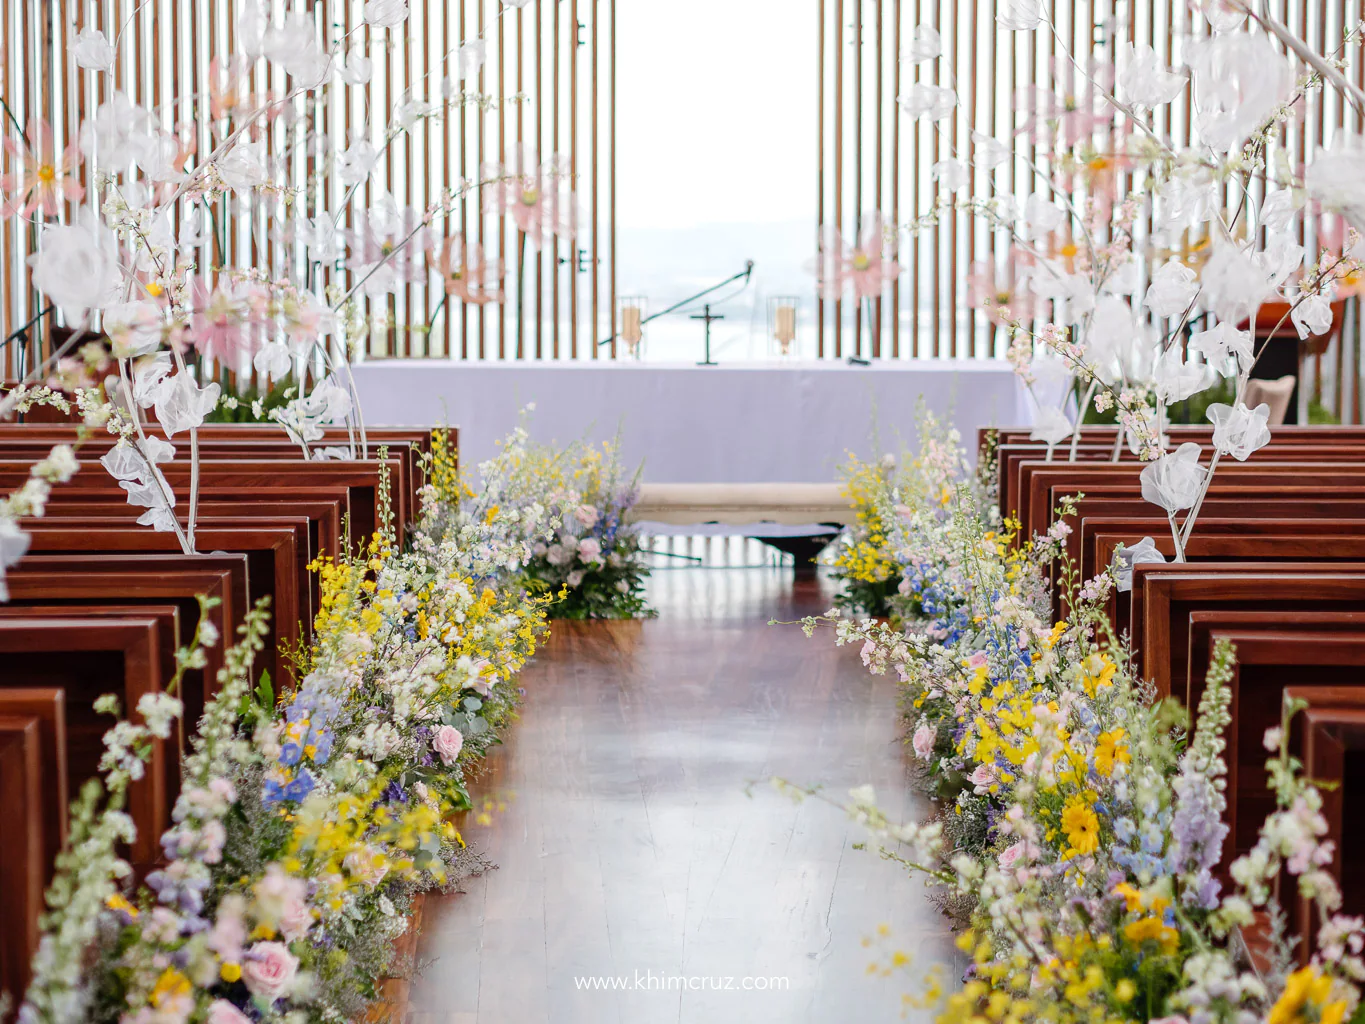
[997,0,1045,30]
[459,40,488,80]
[80,91,158,167]
[0,518,32,601]
[901,25,942,63]
[848,784,877,808]
[216,140,268,195]
[28,221,121,322]
[153,372,221,437]
[336,139,380,184]
[263,8,325,78]
[340,49,374,85]
[1143,260,1199,319]
[298,216,347,262]
[1159,172,1219,229]
[969,132,1011,170]
[237,0,267,55]
[1200,242,1274,325]
[899,83,957,121]
[1029,406,1073,446]
[1023,193,1066,236]
[73,27,116,72]
[1259,189,1303,234]
[35,444,80,484]
[135,692,183,740]
[1188,320,1253,378]
[132,352,174,408]
[1114,536,1166,593]
[363,0,409,27]
[1117,42,1184,108]
[932,159,968,190]
[1207,402,1271,461]
[1198,0,1248,32]
[1139,442,1206,513]
[1307,135,1365,234]
[103,301,164,358]
[1152,343,1213,404]
[253,343,294,383]
[1188,34,1293,152]
[1292,291,1335,341]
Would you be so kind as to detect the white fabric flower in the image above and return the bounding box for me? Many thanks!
[1152,343,1213,404]
[1306,135,1365,234]
[0,518,33,601]
[73,27,116,72]
[237,0,267,56]
[459,40,487,80]
[1198,0,1248,32]
[216,140,268,195]
[1188,321,1253,378]
[1143,260,1199,319]
[340,49,374,86]
[1291,291,1334,340]
[932,159,968,190]
[1159,172,1219,229]
[902,25,942,63]
[131,352,174,409]
[1188,34,1293,152]
[1259,189,1303,234]
[1200,242,1273,325]
[103,301,164,358]
[153,372,221,437]
[1117,43,1185,108]
[1207,402,1271,461]
[363,0,409,27]
[1139,442,1206,513]
[899,83,957,121]
[81,91,158,168]
[1023,193,1066,235]
[970,132,1011,170]
[29,222,121,322]
[1029,406,1073,446]
[253,343,294,383]
[1114,536,1167,593]
[336,140,379,184]
[998,0,1045,30]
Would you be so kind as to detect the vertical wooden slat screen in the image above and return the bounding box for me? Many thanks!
[1,0,615,371]
[815,0,1365,424]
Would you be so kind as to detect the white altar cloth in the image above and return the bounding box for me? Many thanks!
[351,359,1031,484]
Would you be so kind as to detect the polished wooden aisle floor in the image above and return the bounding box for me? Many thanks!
[409,567,951,1023]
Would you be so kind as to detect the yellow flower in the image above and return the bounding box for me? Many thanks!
[150,968,192,1007]
[1094,729,1131,776]
[105,893,139,918]
[1077,652,1116,698]
[1061,797,1100,857]
[1269,967,1348,1024]
[220,962,243,983]
[1123,915,1179,955]
[1112,882,1142,913]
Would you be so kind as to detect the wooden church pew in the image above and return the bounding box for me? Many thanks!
[0,618,169,870]
[0,689,67,878]
[0,713,46,1008]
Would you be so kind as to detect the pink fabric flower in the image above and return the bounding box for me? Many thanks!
[0,119,85,219]
[816,214,902,301]
[1014,58,1114,147]
[483,158,574,250]
[966,261,1022,325]
[242,942,299,1003]
[433,234,504,305]
[432,724,464,766]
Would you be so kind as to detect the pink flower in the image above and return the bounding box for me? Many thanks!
[966,652,988,670]
[242,942,299,1003]
[1014,58,1114,147]
[483,156,574,249]
[0,119,85,219]
[433,234,504,305]
[816,214,902,301]
[432,724,464,766]
[574,505,599,527]
[206,1001,253,1024]
[577,537,602,563]
[912,724,936,760]
[277,894,313,942]
[966,261,1023,326]
[190,279,255,366]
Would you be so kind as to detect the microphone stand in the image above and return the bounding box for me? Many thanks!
[598,260,755,363]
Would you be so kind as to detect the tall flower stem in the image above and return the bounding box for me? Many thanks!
[1069,379,1097,462]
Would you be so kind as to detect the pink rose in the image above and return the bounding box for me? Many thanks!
[912,724,936,761]
[206,1001,253,1024]
[577,537,602,563]
[965,651,988,670]
[999,841,1030,869]
[242,942,299,1003]
[432,725,464,766]
[574,504,599,527]
[277,895,313,942]
[969,764,995,788]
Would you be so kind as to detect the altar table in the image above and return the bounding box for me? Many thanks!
[351,359,1032,485]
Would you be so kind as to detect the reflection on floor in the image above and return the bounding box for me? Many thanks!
[407,566,952,1024]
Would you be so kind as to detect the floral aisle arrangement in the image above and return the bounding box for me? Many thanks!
[791,424,1365,1024]
[12,441,561,1024]
[450,422,651,620]
[827,412,1000,621]
[890,0,1365,559]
